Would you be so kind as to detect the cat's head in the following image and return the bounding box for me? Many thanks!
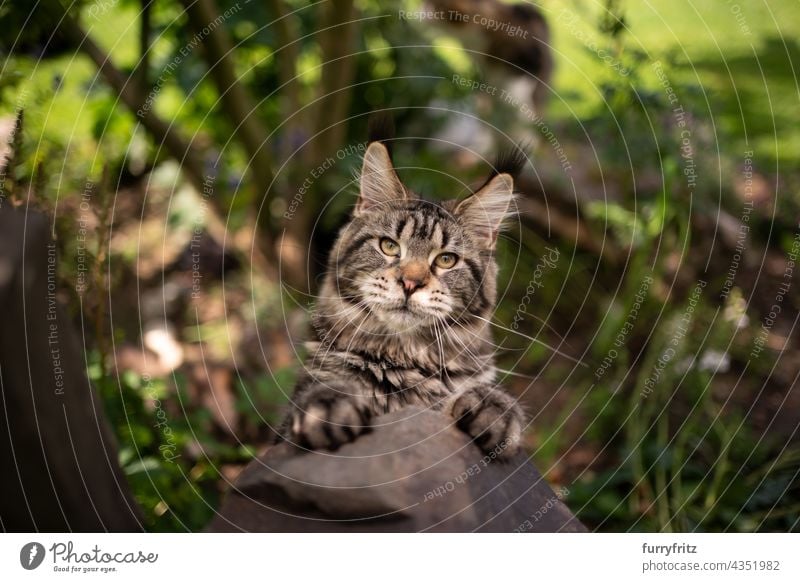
[324,139,520,334]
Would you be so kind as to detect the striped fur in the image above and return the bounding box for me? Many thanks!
[280,142,525,456]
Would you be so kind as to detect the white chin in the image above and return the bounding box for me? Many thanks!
[376,307,427,331]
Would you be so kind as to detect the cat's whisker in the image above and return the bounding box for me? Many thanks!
[469,313,588,367]
[448,335,490,371]
[492,367,543,380]
[312,321,365,370]
[313,300,371,329]
[449,313,551,361]
[341,307,373,356]
[310,301,372,366]
[432,320,447,376]
[279,281,319,299]
[445,315,507,351]
[438,319,490,368]
[507,310,571,345]
[330,275,369,292]
[279,282,357,309]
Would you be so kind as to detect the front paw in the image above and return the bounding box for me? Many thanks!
[452,387,523,457]
[290,394,372,451]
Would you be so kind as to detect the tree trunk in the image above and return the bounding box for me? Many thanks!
[180,0,277,252]
[0,207,143,531]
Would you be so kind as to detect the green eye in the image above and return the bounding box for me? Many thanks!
[434,253,458,269]
[379,237,400,256]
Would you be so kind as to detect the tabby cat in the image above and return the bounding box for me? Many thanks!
[279,132,526,457]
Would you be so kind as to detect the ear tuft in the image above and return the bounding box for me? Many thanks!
[367,112,396,158]
[455,173,515,248]
[476,142,529,191]
[355,142,406,215]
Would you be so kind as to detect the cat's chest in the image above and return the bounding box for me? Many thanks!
[327,348,494,413]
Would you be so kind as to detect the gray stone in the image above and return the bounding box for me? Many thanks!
[209,407,586,532]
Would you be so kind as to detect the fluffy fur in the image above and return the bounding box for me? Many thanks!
[279,138,525,457]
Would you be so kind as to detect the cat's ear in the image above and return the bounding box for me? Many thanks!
[455,173,515,248]
[355,142,406,215]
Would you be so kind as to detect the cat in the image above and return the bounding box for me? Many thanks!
[279,125,526,458]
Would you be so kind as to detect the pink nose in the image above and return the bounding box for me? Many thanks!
[402,277,423,295]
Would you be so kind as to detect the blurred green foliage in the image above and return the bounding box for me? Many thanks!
[89,358,257,531]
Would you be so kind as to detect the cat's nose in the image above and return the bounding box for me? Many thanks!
[398,261,429,296]
[401,276,424,295]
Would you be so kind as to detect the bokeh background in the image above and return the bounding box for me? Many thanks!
[1,0,798,531]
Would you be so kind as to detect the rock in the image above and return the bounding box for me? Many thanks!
[209,407,586,532]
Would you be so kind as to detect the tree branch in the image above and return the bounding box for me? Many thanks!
[277,0,360,289]
[46,0,209,191]
[269,0,302,162]
[42,0,275,277]
[312,0,358,160]
[138,0,153,95]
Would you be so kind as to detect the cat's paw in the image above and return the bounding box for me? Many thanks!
[452,387,523,458]
[290,394,372,451]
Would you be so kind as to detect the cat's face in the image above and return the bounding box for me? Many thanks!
[326,142,514,333]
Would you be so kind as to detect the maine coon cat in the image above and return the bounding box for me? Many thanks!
[279,129,526,457]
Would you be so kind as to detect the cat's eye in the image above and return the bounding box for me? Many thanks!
[434,252,459,269]
[379,237,400,256]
